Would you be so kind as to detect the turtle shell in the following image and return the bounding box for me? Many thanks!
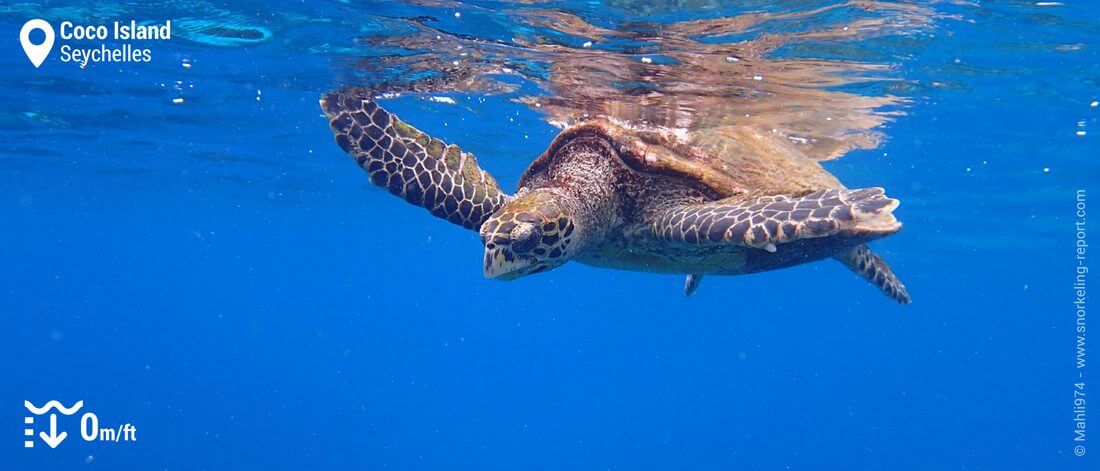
[520,119,843,198]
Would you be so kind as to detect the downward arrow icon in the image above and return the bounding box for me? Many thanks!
[39,414,67,448]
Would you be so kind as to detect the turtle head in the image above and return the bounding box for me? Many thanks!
[479,191,578,280]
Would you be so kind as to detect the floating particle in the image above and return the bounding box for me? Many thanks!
[172,98,184,104]
[182,61,191,69]
[752,74,764,81]
[1091,101,1099,107]
[1035,2,1063,6]
[428,96,457,105]
[582,41,592,48]
[1077,130,1087,136]
[454,12,461,18]
[640,57,652,64]
[1043,167,1051,173]
[725,56,739,62]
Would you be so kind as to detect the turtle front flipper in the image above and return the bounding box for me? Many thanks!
[652,188,901,250]
[835,245,911,304]
[321,90,511,230]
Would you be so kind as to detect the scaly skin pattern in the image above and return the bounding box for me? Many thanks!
[836,244,911,304]
[479,136,621,279]
[479,191,577,279]
[571,184,884,277]
[320,92,511,230]
[652,188,900,250]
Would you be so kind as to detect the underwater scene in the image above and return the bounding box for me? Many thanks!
[1,0,1097,469]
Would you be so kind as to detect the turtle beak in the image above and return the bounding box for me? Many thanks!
[483,246,536,281]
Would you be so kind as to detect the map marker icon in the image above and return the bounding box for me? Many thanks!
[20,19,54,68]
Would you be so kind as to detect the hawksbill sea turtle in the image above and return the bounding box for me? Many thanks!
[318,92,910,303]
[317,2,937,302]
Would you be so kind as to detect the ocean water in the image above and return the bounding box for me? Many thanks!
[1,1,1097,469]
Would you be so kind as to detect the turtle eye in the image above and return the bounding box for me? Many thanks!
[509,223,541,254]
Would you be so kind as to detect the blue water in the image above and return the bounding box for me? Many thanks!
[2,1,1098,469]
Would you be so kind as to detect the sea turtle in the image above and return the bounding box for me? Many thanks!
[320,91,910,303]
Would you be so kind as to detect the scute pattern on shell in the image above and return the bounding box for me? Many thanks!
[520,120,843,202]
[653,188,900,249]
[321,92,511,230]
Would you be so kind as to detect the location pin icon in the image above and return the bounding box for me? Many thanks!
[20,19,55,68]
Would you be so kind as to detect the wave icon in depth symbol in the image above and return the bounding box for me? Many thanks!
[25,400,84,415]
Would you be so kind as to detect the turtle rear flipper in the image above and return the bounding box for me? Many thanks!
[321,90,511,231]
[653,187,901,250]
[835,245,910,304]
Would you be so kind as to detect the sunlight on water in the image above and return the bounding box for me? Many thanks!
[343,1,951,164]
